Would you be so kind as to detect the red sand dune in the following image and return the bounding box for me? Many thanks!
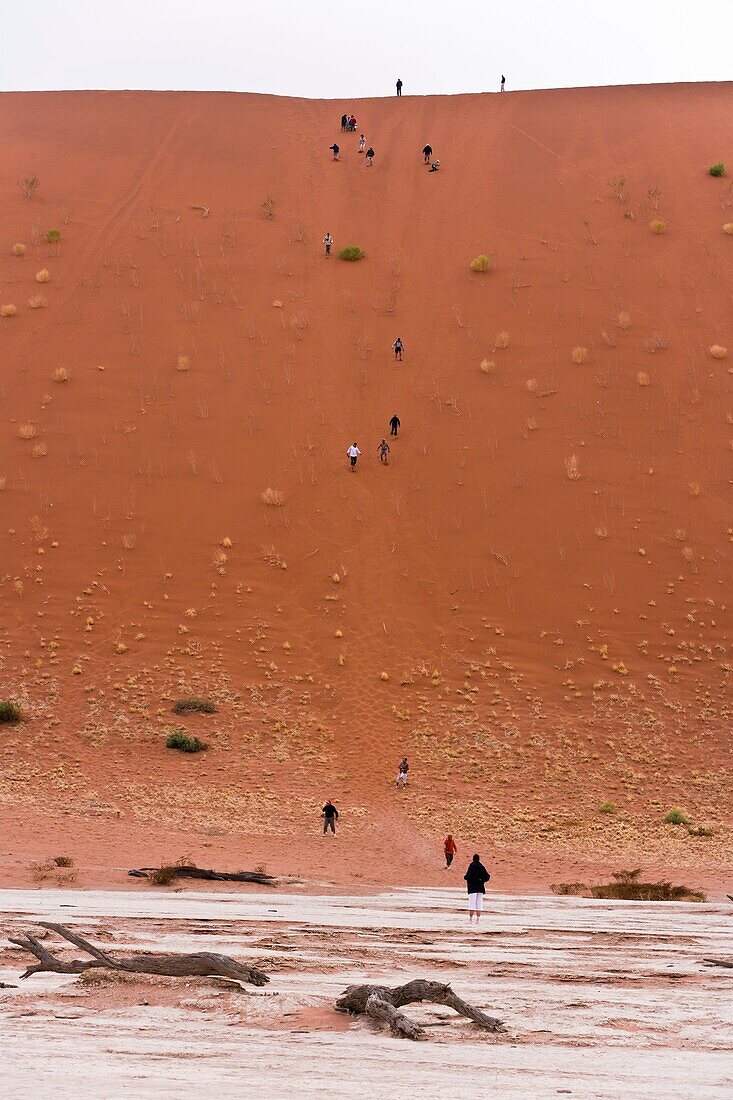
[0,86,730,894]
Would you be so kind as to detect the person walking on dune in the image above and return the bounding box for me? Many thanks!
[429,160,440,173]
[323,232,333,257]
[358,134,366,154]
[389,413,401,437]
[392,337,404,361]
[322,800,339,834]
[444,834,457,868]
[396,78,403,97]
[347,442,361,470]
[378,438,390,464]
[366,146,375,166]
[396,757,409,787]
[464,853,491,923]
[422,144,433,163]
[341,114,347,131]
[500,75,506,92]
[329,143,340,161]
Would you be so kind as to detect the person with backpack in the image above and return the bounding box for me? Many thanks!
[329,143,340,161]
[396,757,409,787]
[323,232,333,256]
[444,834,457,868]
[366,146,375,166]
[346,442,361,470]
[464,854,491,923]
[422,144,433,163]
[378,438,390,464]
[392,337,403,361]
[389,413,401,437]
[322,800,339,834]
[396,78,403,97]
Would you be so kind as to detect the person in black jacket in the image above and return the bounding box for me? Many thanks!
[422,144,432,164]
[322,800,339,834]
[464,853,490,923]
[389,413,400,437]
[396,78,403,96]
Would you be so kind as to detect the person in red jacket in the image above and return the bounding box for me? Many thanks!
[444,834,457,868]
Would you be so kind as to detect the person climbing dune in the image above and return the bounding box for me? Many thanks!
[366,146,375,166]
[378,438,390,463]
[423,144,433,163]
[347,442,361,470]
[389,413,401,437]
[392,337,404,361]
[329,143,340,161]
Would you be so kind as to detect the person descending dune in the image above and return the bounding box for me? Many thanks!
[358,134,366,154]
[423,144,433,163]
[378,438,390,464]
[444,834,457,868]
[392,337,404,361]
[346,442,361,470]
[389,413,401,437]
[366,146,375,166]
[323,232,333,256]
[329,143,340,161]
[429,160,440,172]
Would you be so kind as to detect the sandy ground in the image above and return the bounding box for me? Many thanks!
[1,886,731,1098]
[0,82,732,888]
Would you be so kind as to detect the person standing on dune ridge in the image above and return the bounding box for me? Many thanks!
[396,78,403,96]
[444,834,457,868]
[389,413,401,437]
[500,75,506,92]
[464,853,491,923]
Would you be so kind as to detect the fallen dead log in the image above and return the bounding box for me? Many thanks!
[128,865,277,886]
[703,957,733,969]
[335,979,504,1040]
[10,922,268,987]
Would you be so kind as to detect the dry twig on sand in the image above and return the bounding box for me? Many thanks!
[190,205,211,218]
[10,922,269,986]
[335,979,504,1040]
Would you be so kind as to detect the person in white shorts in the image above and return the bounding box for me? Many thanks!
[464,853,491,923]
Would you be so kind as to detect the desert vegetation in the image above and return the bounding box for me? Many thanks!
[551,869,705,902]
[339,246,364,261]
[0,304,18,317]
[0,701,22,724]
[171,697,217,715]
[166,730,208,753]
[708,163,725,177]
[469,254,492,273]
[650,219,666,234]
[19,175,39,199]
[261,487,284,506]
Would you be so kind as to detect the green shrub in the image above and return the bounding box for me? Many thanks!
[339,245,364,261]
[45,228,61,244]
[0,700,21,724]
[166,730,208,753]
[151,865,178,885]
[687,825,715,837]
[598,801,616,814]
[469,254,491,273]
[171,697,217,715]
[664,808,689,825]
[708,163,725,177]
[553,869,705,902]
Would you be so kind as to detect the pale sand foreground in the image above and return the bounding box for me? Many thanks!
[1,888,731,1099]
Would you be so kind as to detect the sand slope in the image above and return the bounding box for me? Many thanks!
[0,86,731,889]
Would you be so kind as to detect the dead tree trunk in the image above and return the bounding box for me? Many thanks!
[128,865,276,886]
[703,957,733,969]
[9,922,268,986]
[335,979,504,1040]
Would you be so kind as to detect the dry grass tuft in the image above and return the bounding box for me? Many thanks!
[18,423,37,440]
[525,378,538,392]
[552,869,705,902]
[681,546,695,562]
[469,254,492,273]
[28,295,47,309]
[571,346,589,364]
[0,476,6,491]
[12,243,26,257]
[526,416,538,431]
[32,442,48,458]
[637,371,650,387]
[261,487,284,506]
[0,304,18,317]
[564,455,581,481]
[709,344,728,360]
[493,331,510,350]
[176,354,190,371]
[52,367,69,383]
[650,219,666,234]
[595,526,608,539]
[724,223,733,235]
[221,536,233,548]
[617,311,632,330]
[480,358,495,374]
[35,269,50,283]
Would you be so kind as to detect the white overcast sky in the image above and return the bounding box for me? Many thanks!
[1,0,729,98]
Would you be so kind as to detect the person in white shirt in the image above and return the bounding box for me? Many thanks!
[323,232,333,256]
[358,134,366,154]
[347,443,361,470]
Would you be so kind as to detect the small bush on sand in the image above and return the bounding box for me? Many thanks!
[549,882,586,896]
[0,701,22,724]
[617,311,632,330]
[28,295,47,309]
[166,730,208,753]
[664,808,689,825]
[52,367,69,383]
[19,176,39,199]
[493,331,510,350]
[0,305,18,318]
[598,801,616,814]
[687,825,715,838]
[18,423,37,439]
[35,269,50,283]
[171,697,217,715]
[261,196,276,219]
[469,254,491,273]
[261,487,284,506]
[724,223,733,235]
[552,869,705,902]
[480,359,495,374]
[150,865,178,885]
[45,228,61,245]
[339,245,364,261]
[12,243,26,257]
[708,163,726,177]
[650,219,666,234]
[709,344,727,360]
[571,346,589,364]
[32,443,48,458]
[176,355,190,371]
[53,855,74,867]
